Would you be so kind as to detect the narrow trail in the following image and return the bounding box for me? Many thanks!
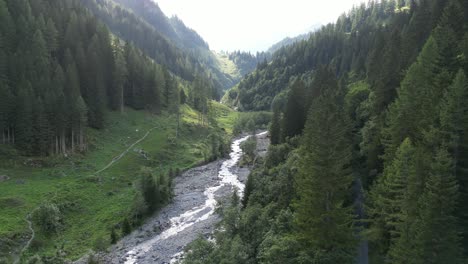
[13,210,36,264]
[97,131,269,264]
[16,125,160,262]
[93,125,160,175]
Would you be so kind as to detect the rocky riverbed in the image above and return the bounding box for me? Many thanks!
[84,132,269,264]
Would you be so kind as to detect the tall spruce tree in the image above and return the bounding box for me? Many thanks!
[15,81,35,154]
[438,70,468,252]
[368,138,421,261]
[383,36,442,162]
[269,107,282,145]
[417,148,463,264]
[282,78,307,140]
[294,79,355,262]
[112,46,127,113]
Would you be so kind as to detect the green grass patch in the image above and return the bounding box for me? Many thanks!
[0,104,235,261]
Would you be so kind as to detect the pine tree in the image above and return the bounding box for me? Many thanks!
[438,70,468,253]
[15,80,35,154]
[112,46,127,113]
[417,148,463,264]
[50,65,67,155]
[33,97,50,155]
[369,138,421,262]
[282,78,307,140]
[269,107,281,145]
[65,60,82,152]
[74,96,88,152]
[163,67,173,108]
[294,85,355,261]
[383,36,442,162]
[372,28,402,113]
[0,0,15,53]
[44,18,58,53]
[0,82,13,144]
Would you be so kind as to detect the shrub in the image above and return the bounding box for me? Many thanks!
[26,255,44,264]
[122,218,132,235]
[93,236,108,252]
[110,228,118,244]
[31,203,62,234]
[240,137,257,165]
[233,112,272,135]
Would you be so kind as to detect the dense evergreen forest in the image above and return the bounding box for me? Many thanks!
[184,0,468,263]
[226,51,270,77]
[0,0,217,156]
[3,0,468,262]
[81,0,267,92]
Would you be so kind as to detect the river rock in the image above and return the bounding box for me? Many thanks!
[0,175,10,182]
[91,132,270,264]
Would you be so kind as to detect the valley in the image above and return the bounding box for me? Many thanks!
[2,0,468,263]
[0,104,239,262]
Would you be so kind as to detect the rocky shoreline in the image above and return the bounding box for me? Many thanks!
[78,132,268,264]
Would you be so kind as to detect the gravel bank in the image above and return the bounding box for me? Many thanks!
[80,132,269,264]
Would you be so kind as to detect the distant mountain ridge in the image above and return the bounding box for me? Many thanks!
[82,0,266,91]
[267,24,322,54]
[113,0,209,50]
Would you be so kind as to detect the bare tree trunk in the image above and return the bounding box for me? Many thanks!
[79,125,84,152]
[55,135,59,155]
[71,129,75,153]
[49,136,54,155]
[120,88,124,113]
[61,131,66,154]
[176,108,180,139]
[12,128,14,144]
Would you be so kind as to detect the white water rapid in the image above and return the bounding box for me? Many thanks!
[124,132,267,264]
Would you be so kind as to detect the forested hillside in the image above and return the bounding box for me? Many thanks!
[81,0,265,92]
[0,0,224,156]
[0,0,240,262]
[184,0,468,263]
[234,0,455,111]
[0,0,183,155]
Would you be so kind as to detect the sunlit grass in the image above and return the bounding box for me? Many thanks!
[0,104,235,260]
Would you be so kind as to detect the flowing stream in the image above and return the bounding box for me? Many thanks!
[122,132,267,264]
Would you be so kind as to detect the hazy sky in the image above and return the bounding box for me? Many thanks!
[155,0,366,53]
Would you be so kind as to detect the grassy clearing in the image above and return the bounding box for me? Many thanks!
[0,102,236,261]
[214,52,241,81]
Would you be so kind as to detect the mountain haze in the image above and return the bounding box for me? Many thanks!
[2,0,468,263]
[83,0,267,91]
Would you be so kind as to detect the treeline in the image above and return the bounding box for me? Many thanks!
[227,51,270,77]
[235,0,451,111]
[81,0,203,84]
[0,0,213,156]
[113,0,209,51]
[183,0,468,263]
[81,0,238,92]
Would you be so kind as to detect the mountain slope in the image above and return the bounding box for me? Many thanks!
[82,0,264,91]
[182,0,468,263]
[267,24,322,54]
[233,0,441,111]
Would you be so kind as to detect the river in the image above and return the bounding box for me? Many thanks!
[97,131,268,264]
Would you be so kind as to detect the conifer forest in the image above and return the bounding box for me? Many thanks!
[1,0,468,263]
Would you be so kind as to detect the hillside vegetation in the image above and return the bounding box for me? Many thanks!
[184,0,468,263]
[0,102,237,262]
[81,0,268,92]
[0,1,243,261]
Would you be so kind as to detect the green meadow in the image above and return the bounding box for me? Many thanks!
[0,102,238,261]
